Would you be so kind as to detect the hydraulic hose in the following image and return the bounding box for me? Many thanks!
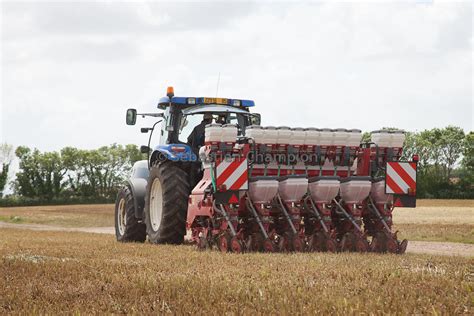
[210,164,217,192]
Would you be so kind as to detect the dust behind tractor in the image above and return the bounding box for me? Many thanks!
[115,87,418,254]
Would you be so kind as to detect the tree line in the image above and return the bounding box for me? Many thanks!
[401,126,472,199]
[0,144,145,206]
[0,126,472,205]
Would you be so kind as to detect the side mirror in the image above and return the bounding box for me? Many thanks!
[140,145,151,154]
[251,113,261,126]
[126,109,137,125]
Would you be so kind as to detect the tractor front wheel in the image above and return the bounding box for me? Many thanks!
[144,161,189,244]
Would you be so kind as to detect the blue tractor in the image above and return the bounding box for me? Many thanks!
[114,87,260,244]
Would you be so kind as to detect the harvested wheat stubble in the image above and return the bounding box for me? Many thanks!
[415,199,474,208]
[0,229,472,314]
[0,204,113,227]
[2,200,472,244]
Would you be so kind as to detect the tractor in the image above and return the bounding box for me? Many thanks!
[115,87,418,253]
[115,87,260,245]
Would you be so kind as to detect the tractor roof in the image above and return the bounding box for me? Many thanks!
[182,105,251,116]
[158,96,255,109]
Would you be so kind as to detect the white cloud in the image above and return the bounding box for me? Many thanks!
[1,1,472,152]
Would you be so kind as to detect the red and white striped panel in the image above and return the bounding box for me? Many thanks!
[386,162,417,194]
[216,158,248,191]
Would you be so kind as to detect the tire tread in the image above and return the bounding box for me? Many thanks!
[115,186,146,242]
[145,161,189,244]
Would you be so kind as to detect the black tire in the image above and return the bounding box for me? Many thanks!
[115,186,146,242]
[144,161,189,244]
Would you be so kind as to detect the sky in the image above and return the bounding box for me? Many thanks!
[1,0,472,153]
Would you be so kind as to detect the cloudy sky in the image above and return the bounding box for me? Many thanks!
[1,0,472,152]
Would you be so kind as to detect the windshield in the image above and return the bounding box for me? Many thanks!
[178,112,250,143]
[160,104,259,145]
[179,114,205,143]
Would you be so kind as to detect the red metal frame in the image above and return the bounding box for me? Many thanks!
[187,140,414,253]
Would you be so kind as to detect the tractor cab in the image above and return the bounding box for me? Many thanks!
[157,91,260,147]
[126,86,260,163]
[119,87,261,246]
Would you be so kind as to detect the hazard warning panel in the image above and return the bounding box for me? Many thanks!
[385,161,417,195]
[215,158,248,191]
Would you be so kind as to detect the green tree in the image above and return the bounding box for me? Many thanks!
[61,146,83,195]
[14,144,144,200]
[62,144,144,199]
[0,164,9,197]
[438,126,465,179]
[14,147,68,200]
[462,132,474,171]
[361,132,371,143]
[0,143,14,197]
[400,127,467,198]
[458,132,474,191]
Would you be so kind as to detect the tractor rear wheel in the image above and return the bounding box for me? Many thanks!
[144,161,189,244]
[115,186,146,242]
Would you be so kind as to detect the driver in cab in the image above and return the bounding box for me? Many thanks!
[187,113,213,152]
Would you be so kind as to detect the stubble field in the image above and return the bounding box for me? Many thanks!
[0,200,473,314]
[1,199,472,243]
[0,229,473,314]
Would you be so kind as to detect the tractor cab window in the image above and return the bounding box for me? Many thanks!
[227,114,247,136]
[213,114,247,135]
[178,112,249,144]
[159,107,171,145]
[178,114,205,144]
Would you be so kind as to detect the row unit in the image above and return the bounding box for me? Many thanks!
[249,176,389,205]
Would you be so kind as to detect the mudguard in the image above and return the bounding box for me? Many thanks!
[126,178,148,220]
